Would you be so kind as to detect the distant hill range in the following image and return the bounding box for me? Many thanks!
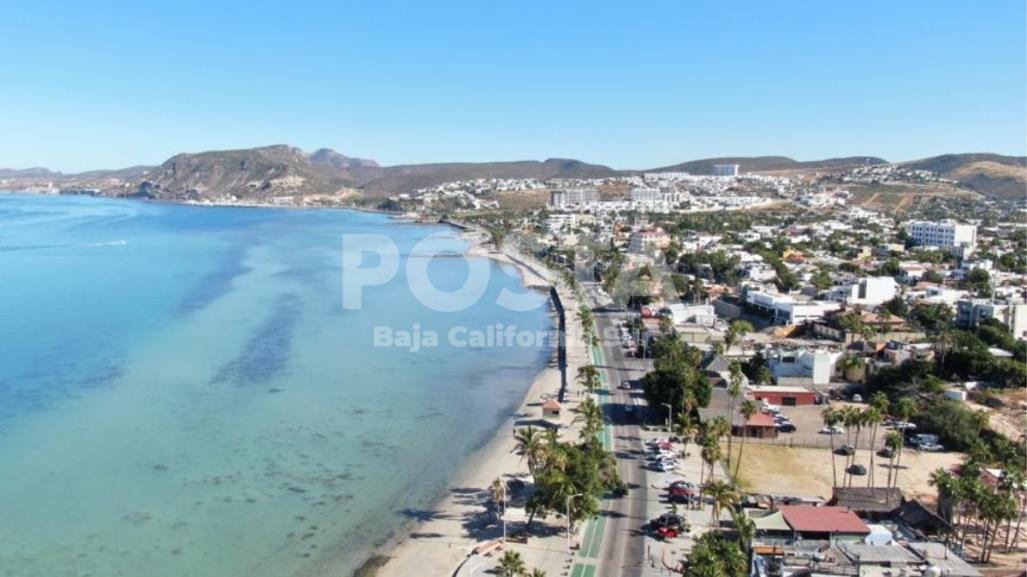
[646,155,889,174]
[901,153,1026,200]
[1,147,1023,202]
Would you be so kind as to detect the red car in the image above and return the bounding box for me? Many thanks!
[648,513,688,540]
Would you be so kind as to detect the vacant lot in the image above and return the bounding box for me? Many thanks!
[734,444,964,502]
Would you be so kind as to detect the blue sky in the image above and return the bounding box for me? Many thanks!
[1,0,1024,172]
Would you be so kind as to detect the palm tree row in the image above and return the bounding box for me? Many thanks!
[930,462,1025,563]
[820,395,917,490]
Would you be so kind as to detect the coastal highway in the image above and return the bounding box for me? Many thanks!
[584,287,656,577]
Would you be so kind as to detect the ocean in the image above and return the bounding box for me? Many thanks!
[0,194,553,577]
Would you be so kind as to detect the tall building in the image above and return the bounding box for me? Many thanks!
[630,187,662,203]
[906,220,977,250]
[713,164,739,177]
[549,188,598,208]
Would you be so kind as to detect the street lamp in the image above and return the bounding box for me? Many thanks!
[565,492,585,553]
[662,402,673,432]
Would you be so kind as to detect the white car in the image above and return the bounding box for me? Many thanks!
[653,460,678,472]
[650,450,677,460]
[819,425,845,435]
[920,443,945,452]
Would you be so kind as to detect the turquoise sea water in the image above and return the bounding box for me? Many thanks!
[0,194,553,577]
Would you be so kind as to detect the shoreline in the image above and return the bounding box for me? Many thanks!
[366,232,578,577]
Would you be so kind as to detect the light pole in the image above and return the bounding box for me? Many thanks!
[565,492,585,553]
[662,402,673,433]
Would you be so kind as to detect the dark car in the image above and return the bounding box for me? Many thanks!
[648,513,688,539]
[877,447,895,459]
[776,423,797,433]
[847,464,867,476]
[835,444,855,456]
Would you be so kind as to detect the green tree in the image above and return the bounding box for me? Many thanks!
[497,550,526,577]
[705,480,739,528]
[682,532,748,577]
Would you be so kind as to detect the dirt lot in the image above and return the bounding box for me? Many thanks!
[734,443,964,502]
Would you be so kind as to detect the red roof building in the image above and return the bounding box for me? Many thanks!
[739,412,778,439]
[778,505,870,539]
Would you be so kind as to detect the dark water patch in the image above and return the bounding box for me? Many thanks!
[175,245,251,316]
[211,295,301,386]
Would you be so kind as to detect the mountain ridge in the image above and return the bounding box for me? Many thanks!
[1,148,1023,201]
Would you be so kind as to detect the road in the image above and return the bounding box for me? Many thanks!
[581,285,717,577]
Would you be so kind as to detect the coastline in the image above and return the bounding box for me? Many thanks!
[366,231,583,577]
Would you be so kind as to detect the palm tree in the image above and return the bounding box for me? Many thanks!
[576,364,601,397]
[725,362,745,466]
[891,397,918,488]
[705,480,739,529]
[732,509,756,552]
[821,407,842,487]
[528,569,547,577]
[863,406,883,488]
[673,412,697,464]
[735,399,758,480]
[884,431,902,489]
[725,320,754,354]
[514,426,545,475]
[497,550,526,577]
[574,397,604,442]
[842,407,863,486]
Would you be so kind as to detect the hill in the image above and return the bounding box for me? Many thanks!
[647,155,887,175]
[902,153,1026,200]
[135,145,359,200]
[356,158,617,197]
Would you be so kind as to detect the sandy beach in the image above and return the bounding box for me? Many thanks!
[369,230,589,577]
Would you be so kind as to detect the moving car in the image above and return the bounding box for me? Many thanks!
[648,513,688,540]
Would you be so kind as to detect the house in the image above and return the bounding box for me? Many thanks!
[748,385,818,407]
[777,505,871,541]
[907,542,982,577]
[738,411,778,439]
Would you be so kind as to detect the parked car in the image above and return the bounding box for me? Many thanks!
[669,480,696,491]
[620,380,632,390]
[920,442,945,452]
[776,423,797,433]
[836,444,855,456]
[877,447,895,459]
[847,464,867,476]
[650,450,677,461]
[819,425,845,435]
[647,438,671,447]
[652,460,678,472]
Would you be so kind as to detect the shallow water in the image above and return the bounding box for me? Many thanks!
[0,194,553,577]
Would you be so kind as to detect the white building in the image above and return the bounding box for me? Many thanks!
[630,187,662,203]
[746,290,842,325]
[767,348,843,386]
[906,220,977,250]
[713,164,740,177]
[627,229,670,255]
[545,213,576,234]
[664,303,717,327]
[956,298,1027,340]
[549,188,599,208]
[828,276,899,306]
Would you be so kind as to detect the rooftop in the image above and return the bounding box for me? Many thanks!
[778,505,871,534]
